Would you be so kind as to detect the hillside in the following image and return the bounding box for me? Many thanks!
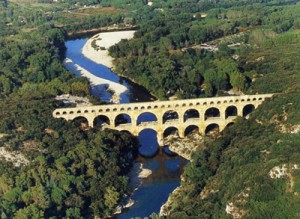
[163,30,300,218]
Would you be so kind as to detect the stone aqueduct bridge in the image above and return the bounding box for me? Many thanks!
[53,94,273,144]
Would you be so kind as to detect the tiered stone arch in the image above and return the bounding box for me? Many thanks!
[184,109,200,122]
[163,110,179,124]
[205,107,220,120]
[53,94,273,145]
[205,123,220,135]
[115,113,131,127]
[137,112,158,125]
[184,125,200,136]
[243,104,255,117]
[94,115,110,128]
[225,106,238,118]
[72,116,89,127]
[163,126,179,138]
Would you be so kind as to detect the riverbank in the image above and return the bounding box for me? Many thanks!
[159,133,209,215]
[164,132,206,160]
[72,30,136,103]
[66,25,138,39]
[81,30,159,102]
[64,58,128,103]
[160,185,184,216]
[113,162,152,216]
[128,162,153,189]
[82,30,135,69]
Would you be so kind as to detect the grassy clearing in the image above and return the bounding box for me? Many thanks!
[241,29,300,94]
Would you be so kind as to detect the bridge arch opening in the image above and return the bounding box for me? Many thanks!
[243,104,255,118]
[225,106,238,118]
[120,130,133,136]
[226,122,235,128]
[138,129,159,157]
[115,113,131,127]
[163,110,179,124]
[205,123,220,136]
[137,112,157,125]
[184,125,199,136]
[93,115,110,128]
[205,107,220,120]
[184,109,200,122]
[72,116,89,129]
[163,127,179,139]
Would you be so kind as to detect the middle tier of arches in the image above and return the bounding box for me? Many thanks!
[91,104,255,128]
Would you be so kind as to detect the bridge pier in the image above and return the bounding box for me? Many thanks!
[178,128,185,139]
[237,106,244,117]
[157,132,164,146]
[88,120,94,128]
[220,106,227,120]
[130,114,137,127]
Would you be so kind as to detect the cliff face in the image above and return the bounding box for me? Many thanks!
[164,132,207,161]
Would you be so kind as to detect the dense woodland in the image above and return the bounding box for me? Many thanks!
[0,0,299,218]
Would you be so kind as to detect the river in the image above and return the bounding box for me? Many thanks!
[65,38,186,218]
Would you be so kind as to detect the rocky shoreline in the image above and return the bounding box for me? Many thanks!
[164,132,206,160]
[159,132,208,216]
[113,162,152,216]
[159,185,184,216]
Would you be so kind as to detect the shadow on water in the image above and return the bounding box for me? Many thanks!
[138,129,159,157]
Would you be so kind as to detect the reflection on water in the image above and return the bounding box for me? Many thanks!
[118,150,186,219]
[119,128,186,218]
[65,38,186,218]
[119,181,180,218]
[163,146,178,156]
[165,159,181,172]
[138,129,159,157]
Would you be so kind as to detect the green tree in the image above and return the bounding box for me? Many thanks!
[104,187,119,210]
[230,71,247,91]
[14,205,44,219]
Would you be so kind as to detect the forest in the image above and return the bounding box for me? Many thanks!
[109,0,300,99]
[0,0,299,218]
[0,14,138,219]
